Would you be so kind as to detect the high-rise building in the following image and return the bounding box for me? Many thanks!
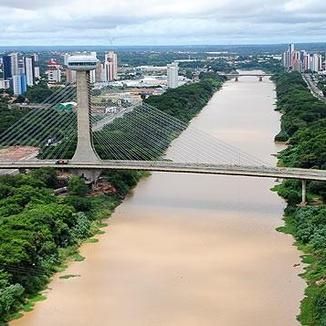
[47,59,61,83]
[282,52,288,69]
[282,43,295,69]
[105,60,114,81]
[303,53,311,71]
[292,50,301,72]
[63,53,70,66]
[311,54,322,72]
[34,66,40,79]
[24,57,35,86]
[95,62,105,82]
[167,62,179,89]
[11,74,27,96]
[2,56,12,79]
[10,53,19,76]
[104,51,118,81]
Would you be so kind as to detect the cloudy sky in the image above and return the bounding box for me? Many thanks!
[0,0,325,45]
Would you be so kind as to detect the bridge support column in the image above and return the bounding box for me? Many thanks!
[259,76,263,82]
[300,180,307,206]
[72,70,100,163]
[72,169,102,184]
[235,76,239,82]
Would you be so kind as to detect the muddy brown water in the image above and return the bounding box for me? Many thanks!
[13,72,305,326]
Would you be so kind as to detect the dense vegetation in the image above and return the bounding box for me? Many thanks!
[274,72,326,325]
[145,73,224,121]
[236,56,284,74]
[0,168,143,324]
[0,101,27,135]
[116,51,209,67]
[25,79,55,103]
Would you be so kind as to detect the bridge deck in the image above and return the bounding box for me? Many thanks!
[0,160,325,181]
[221,74,273,77]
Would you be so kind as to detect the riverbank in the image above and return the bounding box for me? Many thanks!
[273,71,326,325]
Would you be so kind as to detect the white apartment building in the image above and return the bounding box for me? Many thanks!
[24,57,34,86]
[167,62,179,89]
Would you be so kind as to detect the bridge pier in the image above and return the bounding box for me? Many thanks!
[72,169,102,184]
[300,180,307,206]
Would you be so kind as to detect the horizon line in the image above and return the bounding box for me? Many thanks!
[0,41,325,48]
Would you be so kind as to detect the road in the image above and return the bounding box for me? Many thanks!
[302,73,326,103]
[0,160,325,181]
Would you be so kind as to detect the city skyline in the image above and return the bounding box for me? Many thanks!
[0,0,326,46]
[282,43,324,72]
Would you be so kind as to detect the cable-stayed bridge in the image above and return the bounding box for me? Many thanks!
[0,55,325,205]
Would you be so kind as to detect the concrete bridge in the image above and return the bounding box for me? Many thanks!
[1,160,324,205]
[0,160,324,181]
[220,74,273,82]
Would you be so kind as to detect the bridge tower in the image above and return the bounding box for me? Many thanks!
[67,54,102,182]
[67,55,100,163]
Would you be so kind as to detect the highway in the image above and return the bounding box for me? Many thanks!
[302,73,326,103]
[0,160,325,181]
[92,106,135,131]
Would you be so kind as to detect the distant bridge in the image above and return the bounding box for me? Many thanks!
[220,73,273,81]
[221,74,273,77]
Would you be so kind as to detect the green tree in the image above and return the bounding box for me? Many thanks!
[25,81,54,103]
[68,176,88,196]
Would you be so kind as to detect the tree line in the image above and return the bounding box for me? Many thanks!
[273,72,326,325]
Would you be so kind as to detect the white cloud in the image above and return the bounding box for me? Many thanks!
[0,0,325,45]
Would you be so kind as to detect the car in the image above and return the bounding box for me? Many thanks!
[55,160,69,165]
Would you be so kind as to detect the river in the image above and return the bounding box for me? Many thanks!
[13,72,305,326]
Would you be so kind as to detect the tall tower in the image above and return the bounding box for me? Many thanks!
[167,62,179,89]
[10,53,19,76]
[67,54,100,163]
[24,57,35,86]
